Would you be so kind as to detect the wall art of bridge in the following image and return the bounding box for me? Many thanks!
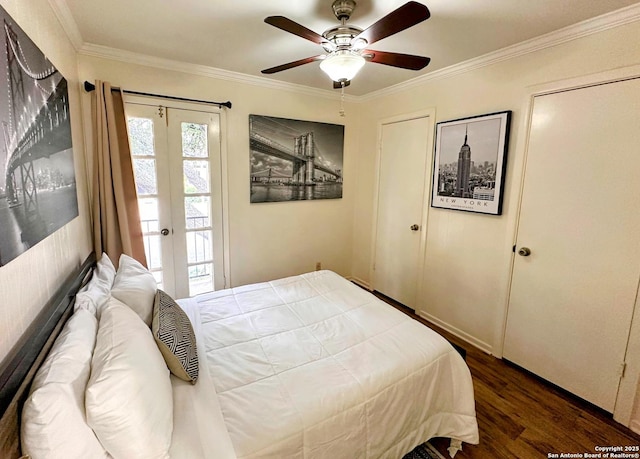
[0,15,76,265]
[4,78,71,209]
[249,117,342,186]
[3,16,73,211]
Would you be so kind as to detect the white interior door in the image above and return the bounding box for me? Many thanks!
[504,77,640,412]
[373,116,430,308]
[126,101,227,298]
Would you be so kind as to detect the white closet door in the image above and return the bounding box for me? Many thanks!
[504,77,640,411]
[373,116,430,308]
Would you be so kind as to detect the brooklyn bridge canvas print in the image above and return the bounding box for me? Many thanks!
[0,5,78,266]
[249,115,344,203]
[431,111,511,215]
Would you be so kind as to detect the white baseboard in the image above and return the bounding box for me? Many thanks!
[418,310,493,355]
[348,281,493,355]
[631,420,640,435]
[348,276,371,290]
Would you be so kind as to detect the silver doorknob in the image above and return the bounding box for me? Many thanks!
[518,247,531,257]
[160,228,170,236]
[410,224,419,231]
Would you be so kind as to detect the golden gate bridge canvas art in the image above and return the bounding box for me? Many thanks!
[249,115,344,203]
[0,5,78,266]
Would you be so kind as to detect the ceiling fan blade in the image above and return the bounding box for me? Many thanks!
[355,1,430,46]
[333,80,351,89]
[265,16,327,45]
[364,49,430,70]
[261,55,324,74]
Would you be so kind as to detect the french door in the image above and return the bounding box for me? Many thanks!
[125,99,227,298]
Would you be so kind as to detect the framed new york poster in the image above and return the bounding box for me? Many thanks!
[431,111,511,215]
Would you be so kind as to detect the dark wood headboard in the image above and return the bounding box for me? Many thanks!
[0,252,96,458]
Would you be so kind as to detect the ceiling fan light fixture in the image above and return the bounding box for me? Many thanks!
[321,41,337,53]
[350,37,368,50]
[320,50,365,82]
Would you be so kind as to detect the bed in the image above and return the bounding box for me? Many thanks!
[0,253,479,459]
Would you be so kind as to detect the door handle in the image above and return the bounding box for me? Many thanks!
[410,224,420,231]
[518,247,531,257]
[161,228,170,236]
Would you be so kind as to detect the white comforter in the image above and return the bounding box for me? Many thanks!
[175,270,478,459]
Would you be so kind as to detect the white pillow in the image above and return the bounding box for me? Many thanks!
[21,309,109,459]
[86,297,173,459]
[74,253,116,316]
[111,254,157,326]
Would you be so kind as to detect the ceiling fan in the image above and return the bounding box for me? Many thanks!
[261,0,431,89]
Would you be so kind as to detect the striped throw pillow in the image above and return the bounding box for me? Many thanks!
[152,290,199,383]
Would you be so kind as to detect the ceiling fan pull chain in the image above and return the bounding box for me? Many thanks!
[339,81,346,117]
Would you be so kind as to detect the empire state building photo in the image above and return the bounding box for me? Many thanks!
[432,111,511,215]
[454,128,472,198]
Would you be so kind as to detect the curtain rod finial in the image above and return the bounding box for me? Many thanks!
[83,81,96,92]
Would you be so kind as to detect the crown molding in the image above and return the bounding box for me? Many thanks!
[358,2,640,102]
[47,0,83,50]
[59,0,640,102]
[78,43,356,102]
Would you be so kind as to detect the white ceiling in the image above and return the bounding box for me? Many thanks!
[63,0,640,96]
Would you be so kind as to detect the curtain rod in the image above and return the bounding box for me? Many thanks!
[83,81,232,109]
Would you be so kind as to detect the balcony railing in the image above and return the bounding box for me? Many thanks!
[140,217,212,286]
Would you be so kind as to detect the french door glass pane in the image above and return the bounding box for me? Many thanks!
[151,271,163,291]
[128,118,155,156]
[182,122,214,294]
[181,122,208,158]
[127,113,163,291]
[183,160,210,194]
[144,235,163,270]
[189,263,212,296]
[132,158,157,195]
[185,196,210,229]
[186,230,212,264]
[138,197,159,233]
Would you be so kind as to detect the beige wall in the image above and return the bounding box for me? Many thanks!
[351,20,640,425]
[77,56,357,287]
[0,0,92,364]
[352,20,640,353]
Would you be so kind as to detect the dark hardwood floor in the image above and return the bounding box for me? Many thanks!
[373,292,640,459]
